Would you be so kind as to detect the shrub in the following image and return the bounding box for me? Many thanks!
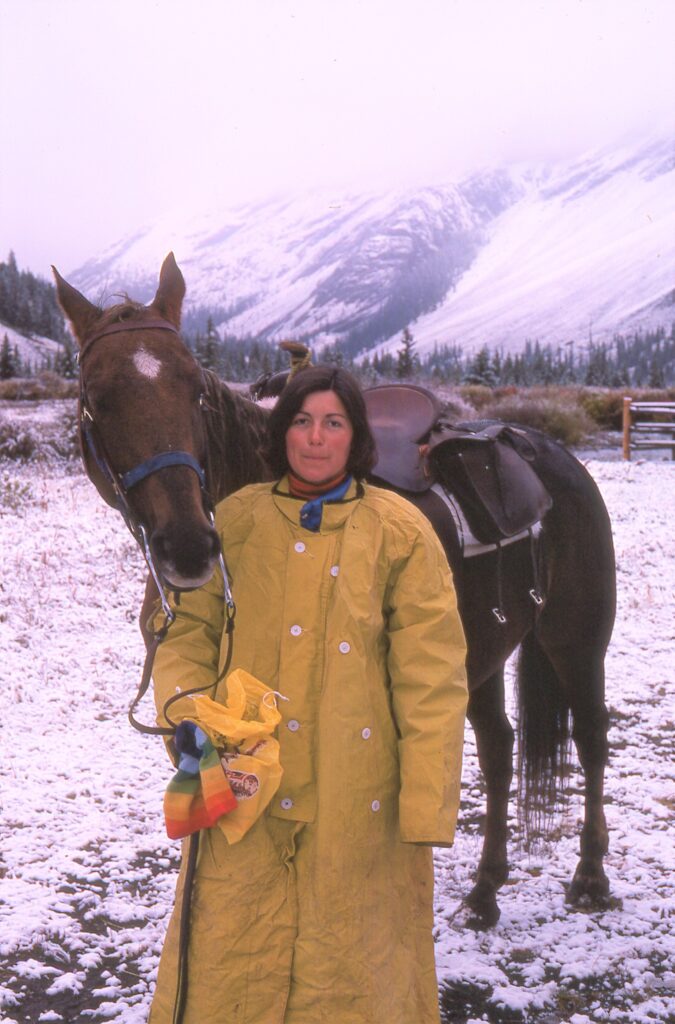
[0,471,32,514]
[477,394,598,447]
[578,387,675,429]
[457,384,494,411]
[0,404,79,462]
[0,374,78,400]
[45,406,80,461]
[0,424,36,460]
[578,390,631,429]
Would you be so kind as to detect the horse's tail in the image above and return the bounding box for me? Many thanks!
[516,631,572,842]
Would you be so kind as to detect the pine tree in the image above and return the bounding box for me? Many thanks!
[55,339,77,379]
[462,345,497,387]
[0,333,16,379]
[396,327,416,379]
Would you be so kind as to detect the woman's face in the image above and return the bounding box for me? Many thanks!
[285,389,354,485]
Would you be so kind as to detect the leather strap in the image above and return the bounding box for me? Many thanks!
[79,318,179,362]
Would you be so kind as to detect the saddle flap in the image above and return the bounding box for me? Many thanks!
[364,384,439,493]
[428,427,552,542]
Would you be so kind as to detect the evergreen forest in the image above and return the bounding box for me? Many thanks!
[1,251,674,387]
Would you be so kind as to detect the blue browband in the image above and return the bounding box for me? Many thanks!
[120,451,206,491]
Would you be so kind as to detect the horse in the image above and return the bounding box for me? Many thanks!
[53,252,616,930]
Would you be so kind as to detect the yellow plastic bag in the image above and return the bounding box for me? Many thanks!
[170,669,284,844]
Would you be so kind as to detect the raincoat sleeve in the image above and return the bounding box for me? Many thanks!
[151,566,226,745]
[385,521,468,846]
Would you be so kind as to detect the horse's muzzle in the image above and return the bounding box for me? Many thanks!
[150,524,221,590]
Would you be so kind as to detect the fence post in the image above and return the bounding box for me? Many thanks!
[622,397,632,461]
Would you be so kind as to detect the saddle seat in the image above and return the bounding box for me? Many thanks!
[363,383,553,547]
[363,384,440,492]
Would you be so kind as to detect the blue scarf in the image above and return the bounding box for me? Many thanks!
[299,476,353,531]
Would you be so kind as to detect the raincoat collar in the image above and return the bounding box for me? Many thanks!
[272,475,363,532]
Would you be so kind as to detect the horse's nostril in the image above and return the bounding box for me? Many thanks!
[151,531,170,564]
[208,529,221,560]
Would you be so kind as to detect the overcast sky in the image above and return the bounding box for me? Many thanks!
[1,0,673,277]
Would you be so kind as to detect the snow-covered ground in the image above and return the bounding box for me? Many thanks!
[0,457,673,1024]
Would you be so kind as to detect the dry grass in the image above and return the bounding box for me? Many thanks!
[0,373,78,400]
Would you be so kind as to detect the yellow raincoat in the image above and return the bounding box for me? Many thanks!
[149,479,468,1024]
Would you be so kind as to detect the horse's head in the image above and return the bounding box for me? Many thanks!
[53,252,221,591]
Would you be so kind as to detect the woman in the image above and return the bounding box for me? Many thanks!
[150,366,468,1024]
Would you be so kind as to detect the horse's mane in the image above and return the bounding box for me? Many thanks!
[201,369,272,503]
[96,296,146,325]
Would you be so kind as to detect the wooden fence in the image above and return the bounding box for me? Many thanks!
[622,398,675,460]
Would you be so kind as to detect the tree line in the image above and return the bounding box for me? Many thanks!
[1,250,673,387]
[368,329,675,388]
[0,253,68,343]
[186,324,675,389]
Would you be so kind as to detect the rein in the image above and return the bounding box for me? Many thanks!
[77,316,236,734]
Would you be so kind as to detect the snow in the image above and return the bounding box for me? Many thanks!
[1,455,674,1023]
[0,323,62,368]
[396,146,675,355]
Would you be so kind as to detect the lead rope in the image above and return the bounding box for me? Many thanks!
[170,569,236,1024]
[124,547,236,1023]
[173,831,200,1024]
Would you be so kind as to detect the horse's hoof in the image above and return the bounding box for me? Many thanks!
[565,864,613,909]
[445,899,500,931]
[459,884,501,930]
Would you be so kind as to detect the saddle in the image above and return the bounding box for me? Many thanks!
[363,384,552,546]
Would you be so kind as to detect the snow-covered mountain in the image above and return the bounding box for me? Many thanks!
[0,322,62,368]
[69,135,675,356]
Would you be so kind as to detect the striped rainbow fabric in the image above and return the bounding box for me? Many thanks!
[164,725,238,840]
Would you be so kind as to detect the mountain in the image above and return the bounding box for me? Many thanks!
[69,135,675,357]
[0,321,62,370]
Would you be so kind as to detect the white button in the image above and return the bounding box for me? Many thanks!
[330,565,339,577]
[294,541,306,553]
[361,727,371,740]
[290,625,302,636]
[371,800,381,812]
[280,797,294,810]
[338,641,351,654]
[287,719,300,732]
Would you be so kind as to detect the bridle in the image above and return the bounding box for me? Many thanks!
[77,316,235,733]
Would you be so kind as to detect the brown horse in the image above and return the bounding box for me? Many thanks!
[54,253,616,929]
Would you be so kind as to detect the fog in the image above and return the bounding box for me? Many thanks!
[1,0,673,276]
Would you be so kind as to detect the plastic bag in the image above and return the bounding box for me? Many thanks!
[164,669,284,844]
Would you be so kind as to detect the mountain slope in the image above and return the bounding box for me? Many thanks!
[0,322,62,369]
[68,136,675,355]
[377,138,675,357]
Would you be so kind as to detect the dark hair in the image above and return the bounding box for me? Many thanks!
[265,365,377,480]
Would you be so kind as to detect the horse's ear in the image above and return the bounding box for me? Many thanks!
[52,267,100,348]
[151,252,186,328]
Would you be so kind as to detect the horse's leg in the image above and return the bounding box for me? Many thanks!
[464,669,514,928]
[542,644,610,905]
